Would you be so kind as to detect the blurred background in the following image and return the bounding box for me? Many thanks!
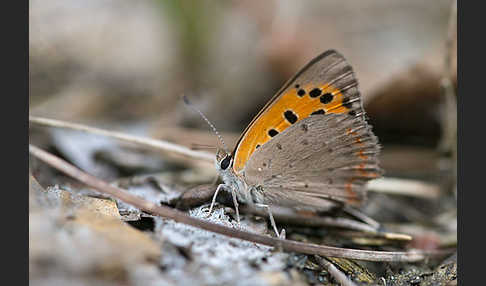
[29,1,457,285]
[30,0,455,142]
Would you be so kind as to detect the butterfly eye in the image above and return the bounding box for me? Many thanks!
[220,155,231,170]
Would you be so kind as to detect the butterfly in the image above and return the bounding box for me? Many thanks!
[207,50,383,238]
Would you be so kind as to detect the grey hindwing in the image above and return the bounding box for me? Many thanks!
[242,114,382,211]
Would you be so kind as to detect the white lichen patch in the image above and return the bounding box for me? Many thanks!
[156,204,290,286]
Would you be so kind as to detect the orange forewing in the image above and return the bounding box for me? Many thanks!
[233,83,350,173]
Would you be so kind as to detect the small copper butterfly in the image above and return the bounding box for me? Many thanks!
[206,50,383,238]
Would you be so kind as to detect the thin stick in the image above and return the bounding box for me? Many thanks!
[342,206,381,229]
[29,144,453,262]
[314,256,358,286]
[239,205,411,241]
[29,116,214,163]
[367,177,440,199]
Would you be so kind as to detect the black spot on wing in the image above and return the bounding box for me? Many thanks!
[284,110,298,124]
[320,93,333,104]
[311,109,325,115]
[297,89,306,97]
[268,129,279,137]
[309,88,322,98]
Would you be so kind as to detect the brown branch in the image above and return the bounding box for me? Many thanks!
[238,205,411,241]
[29,115,214,163]
[342,206,381,229]
[29,144,453,262]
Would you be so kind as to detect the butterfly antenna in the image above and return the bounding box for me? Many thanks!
[183,95,229,153]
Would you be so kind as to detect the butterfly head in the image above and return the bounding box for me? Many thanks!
[215,149,233,172]
[215,149,243,191]
[215,147,250,204]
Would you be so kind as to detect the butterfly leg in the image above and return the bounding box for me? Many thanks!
[208,184,241,224]
[230,186,240,224]
[254,203,286,239]
[207,184,226,217]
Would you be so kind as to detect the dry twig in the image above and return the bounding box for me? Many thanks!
[367,177,440,199]
[238,204,411,241]
[29,115,214,162]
